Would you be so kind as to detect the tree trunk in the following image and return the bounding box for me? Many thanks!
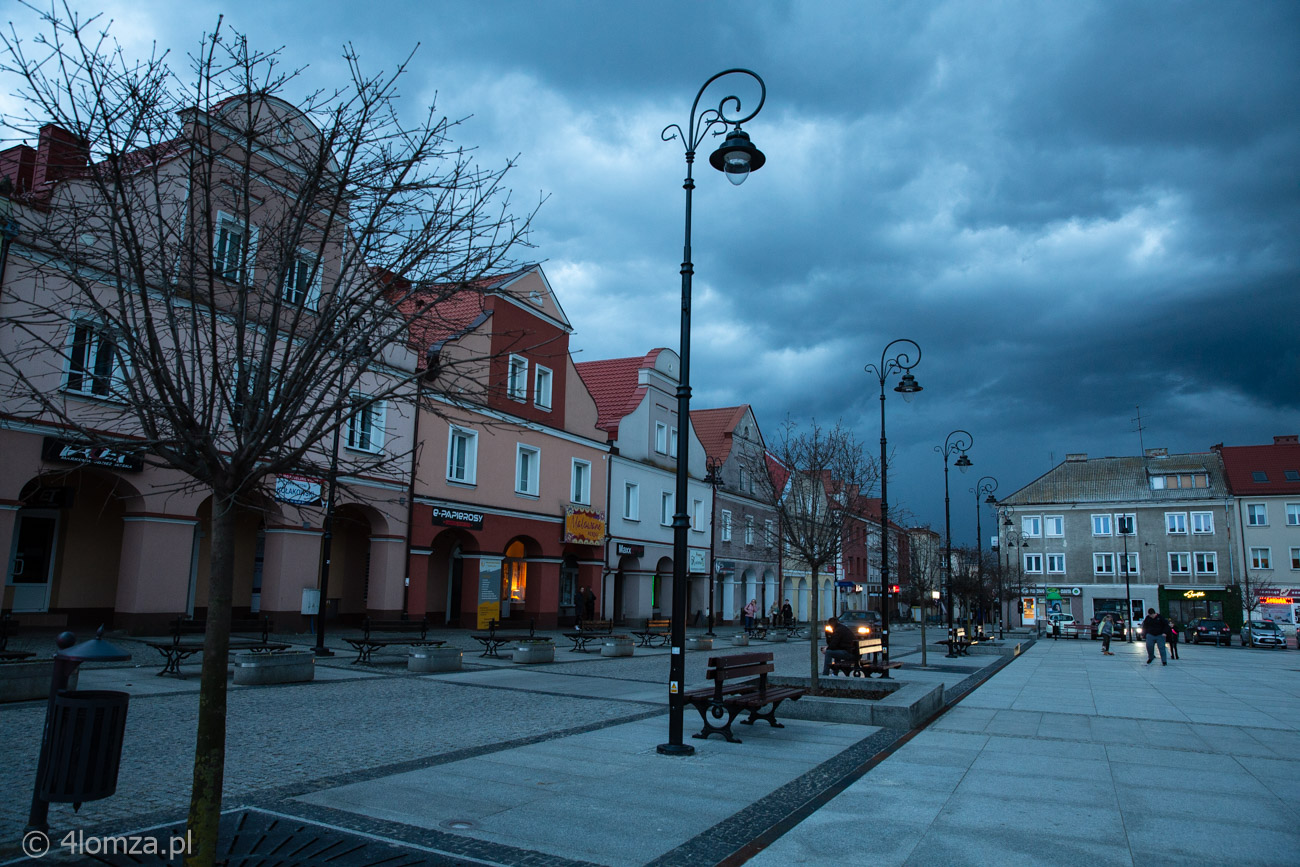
[185,491,236,867]
[808,566,820,695]
[920,606,928,667]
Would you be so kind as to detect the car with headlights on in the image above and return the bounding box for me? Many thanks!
[837,609,881,636]
[1186,618,1231,646]
[1241,619,1285,649]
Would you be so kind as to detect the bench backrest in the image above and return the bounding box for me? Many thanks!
[576,619,612,633]
[171,616,269,643]
[953,627,967,640]
[648,619,670,630]
[706,652,775,684]
[852,637,883,656]
[363,617,429,640]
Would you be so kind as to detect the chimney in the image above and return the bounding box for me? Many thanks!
[1145,448,1168,458]
[1274,435,1299,445]
[0,144,37,194]
[32,124,89,188]
[1065,453,1087,462]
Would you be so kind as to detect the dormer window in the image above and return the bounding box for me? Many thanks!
[1252,471,1268,482]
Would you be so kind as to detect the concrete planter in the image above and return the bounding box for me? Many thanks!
[685,637,713,651]
[769,675,943,729]
[512,642,555,664]
[766,633,787,643]
[0,660,78,703]
[408,646,463,672]
[232,650,315,685]
[601,637,634,658]
[730,634,750,647]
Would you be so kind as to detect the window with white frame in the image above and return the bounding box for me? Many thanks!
[624,482,639,520]
[660,492,673,526]
[447,427,478,484]
[1165,512,1187,535]
[739,467,748,492]
[1191,511,1214,534]
[721,509,732,542]
[1116,514,1136,536]
[507,355,528,401]
[1290,546,1300,570]
[571,459,591,504]
[692,499,704,532]
[1022,516,1042,537]
[1168,552,1191,575]
[1120,552,1139,576]
[1249,547,1271,570]
[534,365,552,410]
[214,214,256,283]
[346,398,385,453]
[515,444,540,495]
[1044,515,1064,537]
[669,427,678,459]
[1246,504,1267,526]
[1286,503,1300,526]
[1047,553,1066,574]
[65,320,124,398]
[282,254,320,308]
[1091,514,1112,536]
[745,515,755,545]
[765,519,775,548]
[1194,552,1218,575]
[655,423,668,454]
[1093,553,1115,575]
[1024,553,1043,573]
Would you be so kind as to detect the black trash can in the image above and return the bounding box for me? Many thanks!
[39,689,129,805]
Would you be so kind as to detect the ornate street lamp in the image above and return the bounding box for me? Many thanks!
[1001,511,1026,630]
[936,430,973,655]
[658,70,767,757]
[864,339,922,674]
[972,476,997,636]
[986,491,1003,638]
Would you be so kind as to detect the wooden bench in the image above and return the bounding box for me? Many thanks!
[146,616,288,677]
[631,618,671,647]
[826,636,903,679]
[683,652,806,743]
[1052,622,1085,640]
[0,613,35,662]
[471,619,536,658]
[343,616,442,664]
[939,626,971,657]
[562,619,613,652]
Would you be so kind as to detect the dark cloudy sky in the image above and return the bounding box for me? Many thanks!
[6,1,1298,546]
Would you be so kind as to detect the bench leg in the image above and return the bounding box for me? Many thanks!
[741,698,789,729]
[690,700,745,743]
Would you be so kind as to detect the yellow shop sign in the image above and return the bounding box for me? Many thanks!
[564,507,606,545]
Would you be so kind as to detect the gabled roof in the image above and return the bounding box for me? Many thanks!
[573,349,665,438]
[690,405,751,464]
[1215,438,1300,495]
[1001,451,1229,505]
[765,452,790,494]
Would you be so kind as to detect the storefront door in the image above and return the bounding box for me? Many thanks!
[7,510,59,612]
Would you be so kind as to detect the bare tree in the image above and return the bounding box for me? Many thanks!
[903,527,943,666]
[751,418,877,694]
[1,7,533,863]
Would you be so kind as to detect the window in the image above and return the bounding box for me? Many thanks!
[507,355,528,401]
[1252,471,1268,483]
[346,398,385,453]
[669,427,678,459]
[1247,504,1267,526]
[624,482,639,520]
[1190,512,1214,534]
[571,459,591,504]
[655,422,668,454]
[1022,516,1042,537]
[515,444,540,495]
[1286,503,1300,526]
[282,254,319,308]
[1120,553,1139,576]
[1091,514,1112,536]
[1093,553,1114,575]
[745,516,755,545]
[1286,470,1300,482]
[660,492,673,526]
[1023,553,1043,574]
[1150,472,1209,490]
[447,427,478,484]
[721,510,732,542]
[1290,547,1300,570]
[1165,513,1187,535]
[1194,552,1218,575]
[765,520,775,548]
[692,499,704,532]
[65,320,123,398]
[1249,547,1271,570]
[739,468,749,492]
[1044,516,1064,537]
[1168,552,1191,575]
[1115,514,1136,536]
[213,214,256,283]
[1047,553,1066,574]
[533,365,552,410]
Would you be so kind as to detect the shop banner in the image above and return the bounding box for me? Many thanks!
[432,505,485,530]
[564,506,606,545]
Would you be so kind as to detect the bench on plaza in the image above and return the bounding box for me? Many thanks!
[826,635,902,679]
[683,651,806,743]
[562,619,613,652]
[146,615,288,677]
[470,619,536,658]
[939,626,971,657]
[631,618,671,647]
[1051,622,1085,640]
[343,616,442,665]
[0,612,35,662]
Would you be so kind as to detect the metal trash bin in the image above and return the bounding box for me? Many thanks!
[38,689,129,806]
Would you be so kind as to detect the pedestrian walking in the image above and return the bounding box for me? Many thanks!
[1167,619,1180,660]
[1142,608,1168,665]
[1099,614,1115,655]
[743,599,757,631]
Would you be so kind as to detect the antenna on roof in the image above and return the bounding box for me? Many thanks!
[1131,405,1146,456]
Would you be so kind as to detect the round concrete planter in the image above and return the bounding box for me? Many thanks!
[408,646,463,672]
[730,634,750,647]
[512,642,555,664]
[685,637,713,651]
[601,637,634,657]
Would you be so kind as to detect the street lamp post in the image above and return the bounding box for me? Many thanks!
[658,69,767,757]
[864,339,922,674]
[1001,511,1026,631]
[987,494,1004,638]
[936,431,973,656]
[972,476,997,635]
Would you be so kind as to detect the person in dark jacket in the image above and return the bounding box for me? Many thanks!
[781,599,794,627]
[822,616,855,675]
[1167,619,1179,659]
[1142,608,1168,665]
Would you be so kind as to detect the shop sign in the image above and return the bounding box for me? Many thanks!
[275,474,322,505]
[615,542,644,557]
[688,549,707,574]
[1034,586,1080,597]
[1259,597,1294,605]
[431,505,485,530]
[563,506,606,545]
[716,559,735,574]
[41,436,143,472]
[1183,590,1206,599]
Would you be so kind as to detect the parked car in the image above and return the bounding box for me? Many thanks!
[1090,618,1129,640]
[1186,618,1231,646]
[838,610,881,636]
[1241,619,1285,649]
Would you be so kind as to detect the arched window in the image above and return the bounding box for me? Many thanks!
[504,540,527,605]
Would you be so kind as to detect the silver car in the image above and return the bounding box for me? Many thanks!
[1241,620,1285,649]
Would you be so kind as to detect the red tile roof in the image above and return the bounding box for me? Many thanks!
[573,349,665,438]
[690,405,750,464]
[1215,439,1300,495]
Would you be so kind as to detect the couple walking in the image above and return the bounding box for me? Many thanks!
[1097,610,1181,664]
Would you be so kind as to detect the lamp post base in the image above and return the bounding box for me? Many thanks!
[657,743,696,756]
